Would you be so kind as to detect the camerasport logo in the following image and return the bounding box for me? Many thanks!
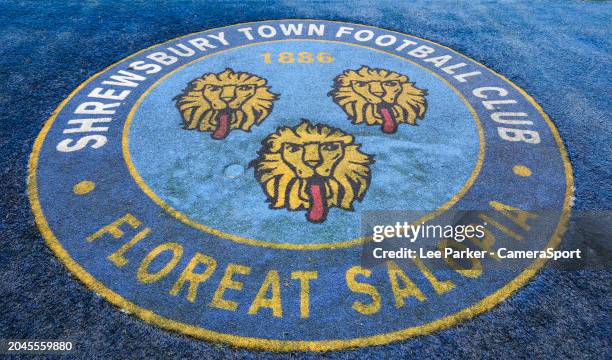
[29,20,572,351]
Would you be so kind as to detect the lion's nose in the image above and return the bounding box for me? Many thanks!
[369,82,384,96]
[303,144,321,167]
[305,160,321,167]
[221,86,236,101]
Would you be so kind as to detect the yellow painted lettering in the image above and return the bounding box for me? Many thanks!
[169,252,217,303]
[291,271,318,318]
[209,263,251,311]
[248,270,282,317]
[387,261,426,308]
[136,242,183,284]
[345,266,381,315]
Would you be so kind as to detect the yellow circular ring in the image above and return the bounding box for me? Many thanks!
[122,38,486,250]
[28,20,573,352]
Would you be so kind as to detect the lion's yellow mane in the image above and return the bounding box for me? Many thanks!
[251,121,373,211]
[329,66,427,126]
[175,68,278,132]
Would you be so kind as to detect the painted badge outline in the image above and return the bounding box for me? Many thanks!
[28,20,573,352]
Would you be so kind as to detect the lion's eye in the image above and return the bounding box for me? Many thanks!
[322,142,340,151]
[284,143,301,152]
[238,85,254,91]
[354,81,368,87]
[383,81,398,87]
[208,85,221,91]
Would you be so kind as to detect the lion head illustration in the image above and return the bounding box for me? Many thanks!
[250,120,374,223]
[174,68,279,140]
[328,66,428,134]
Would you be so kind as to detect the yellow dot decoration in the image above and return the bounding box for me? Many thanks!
[73,180,96,195]
[512,165,532,177]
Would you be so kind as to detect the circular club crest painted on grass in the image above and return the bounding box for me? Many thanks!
[29,20,572,351]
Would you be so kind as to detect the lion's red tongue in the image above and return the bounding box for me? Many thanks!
[379,106,397,134]
[307,182,327,223]
[212,112,230,140]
